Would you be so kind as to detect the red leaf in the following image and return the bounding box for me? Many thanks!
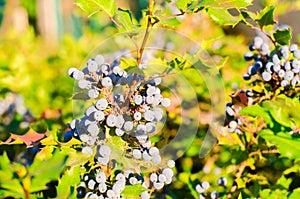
[1,128,47,147]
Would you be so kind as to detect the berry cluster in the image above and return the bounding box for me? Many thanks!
[77,169,142,199]
[195,177,227,199]
[76,161,175,199]
[243,36,300,89]
[67,54,175,198]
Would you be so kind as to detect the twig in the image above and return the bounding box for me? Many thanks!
[226,160,248,199]
[110,16,122,29]
[137,0,154,65]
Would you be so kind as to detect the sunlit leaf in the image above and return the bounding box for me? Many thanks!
[239,105,273,126]
[76,0,116,17]
[259,130,300,159]
[207,8,241,26]
[121,184,147,198]
[29,151,68,192]
[198,0,253,9]
[161,17,181,27]
[57,166,81,198]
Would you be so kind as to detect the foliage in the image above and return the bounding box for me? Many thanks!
[0,0,300,199]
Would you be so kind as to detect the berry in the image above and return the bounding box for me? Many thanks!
[87,123,99,136]
[132,149,142,159]
[142,151,152,161]
[134,95,143,105]
[262,71,272,81]
[95,98,108,110]
[140,191,150,199]
[101,77,113,88]
[82,146,93,156]
[115,128,124,136]
[158,174,167,183]
[152,154,162,164]
[133,112,142,121]
[123,121,134,131]
[106,114,117,127]
[99,145,111,157]
[153,182,164,190]
[63,130,73,142]
[96,172,106,183]
[211,191,219,199]
[243,73,251,80]
[149,147,159,156]
[195,184,205,193]
[129,177,138,185]
[150,173,158,182]
[76,186,86,198]
[167,160,176,168]
[87,179,96,190]
[161,98,171,107]
[144,110,154,121]
[93,111,104,121]
[217,177,227,186]
[72,70,85,81]
[202,181,210,190]
[244,52,254,61]
[88,89,99,99]
[87,60,99,72]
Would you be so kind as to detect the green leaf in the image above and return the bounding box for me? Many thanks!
[115,8,138,32]
[269,107,292,128]
[56,166,81,198]
[198,0,253,9]
[121,184,147,198]
[239,105,273,126]
[175,0,189,11]
[28,151,68,192]
[273,28,291,45]
[75,0,100,17]
[161,17,181,27]
[290,188,300,199]
[207,8,241,26]
[75,0,116,17]
[255,6,276,28]
[259,130,300,159]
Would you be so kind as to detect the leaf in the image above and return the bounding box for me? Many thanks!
[175,0,189,11]
[0,153,24,195]
[259,130,300,159]
[239,105,273,126]
[269,107,292,128]
[255,6,276,28]
[75,0,100,17]
[56,166,81,198]
[198,0,253,9]
[273,28,291,45]
[75,0,116,17]
[290,188,300,199]
[121,184,147,198]
[207,8,241,26]
[161,17,181,27]
[115,8,138,32]
[0,128,47,147]
[28,151,68,193]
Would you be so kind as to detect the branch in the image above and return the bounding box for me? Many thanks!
[137,0,155,65]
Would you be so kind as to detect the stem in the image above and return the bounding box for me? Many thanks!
[226,160,248,199]
[137,0,154,65]
[110,16,122,29]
